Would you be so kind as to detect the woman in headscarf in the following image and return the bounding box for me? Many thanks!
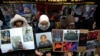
[10,14,30,28]
[35,14,52,33]
[9,14,32,56]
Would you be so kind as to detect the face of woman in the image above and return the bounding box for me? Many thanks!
[24,7,31,14]
[14,21,23,27]
[40,21,48,27]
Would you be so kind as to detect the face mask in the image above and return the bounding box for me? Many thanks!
[38,22,50,31]
[39,25,48,31]
[42,26,47,28]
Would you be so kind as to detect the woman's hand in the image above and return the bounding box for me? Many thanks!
[35,50,43,56]
[7,49,13,53]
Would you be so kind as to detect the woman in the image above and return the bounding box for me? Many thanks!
[35,14,63,56]
[9,14,34,56]
[10,14,30,28]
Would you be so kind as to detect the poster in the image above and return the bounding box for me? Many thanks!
[1,30,13,53]
[0,27,35,53]
[35,32,52,52]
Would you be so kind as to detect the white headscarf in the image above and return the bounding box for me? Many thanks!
[10,14,30,28]
[38,14,50,31]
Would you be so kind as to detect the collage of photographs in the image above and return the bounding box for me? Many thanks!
[0,3,100,56]
[52,29,100,53]
[0,27,35,53]
[52,29,79,52]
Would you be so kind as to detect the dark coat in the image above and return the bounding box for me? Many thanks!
[93,5,100,29]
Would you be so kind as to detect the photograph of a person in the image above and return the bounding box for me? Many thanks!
[39,35,51,48]
[52,29,63,42]
[1,30,11,44]
[11,36,23,51]
[63,30,79,42]
[54,42,62,52]
[23,27,33,42]
[63,42,78,52]
[87,31,98,40]
[36,32,52,48]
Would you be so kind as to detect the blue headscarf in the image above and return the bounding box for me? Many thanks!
[23,4,31,9]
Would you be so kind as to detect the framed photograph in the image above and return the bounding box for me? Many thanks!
[22,27,35,50]
[53,42,62,52]
[52,29,63,42]
[10,27,35,50]
[87,31,98,41]
[1,30,11,44]
[63,42,78,52]
[1,30,13,53]
[63,30,80,42]
[35,32,52,49]
[22,27,33,42]
[86,40,96,50]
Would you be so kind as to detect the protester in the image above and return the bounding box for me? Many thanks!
[35,14,53,33]
[62,8,75,29]
[9,14,34,56]
[23,4,32,14]
[35,14,62,56]
[10,14,30,28]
